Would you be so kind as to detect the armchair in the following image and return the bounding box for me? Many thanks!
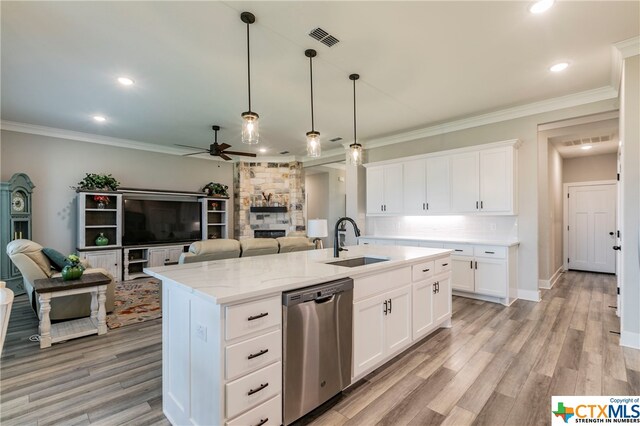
[6,239,115,321]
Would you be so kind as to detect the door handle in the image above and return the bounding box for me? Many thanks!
[253,418,269,426]
[422,268,430,272]
[475,261,478,269]
[470,260,473,269]
[423,203,426,210]
[247,348,269,360]
[247,382,269,396]
[433,283,437,294]
[388,298,392,313]
[480,201,483,209]
[248,312,269,321]
[613,246,621,251]
[383,300,388,315]
[476,201,479,209]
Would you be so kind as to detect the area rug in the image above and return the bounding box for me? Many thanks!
[106,278,161,329]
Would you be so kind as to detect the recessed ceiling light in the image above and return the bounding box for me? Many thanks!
[550,62,569,72]
[259,148,267,153]
[93,115,106,122]
[117,77,134,86]
[529,0,555,14]
[581,145,593,150]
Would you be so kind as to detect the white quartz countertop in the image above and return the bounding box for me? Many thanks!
[144,245,451,305]
[360,235,520,247]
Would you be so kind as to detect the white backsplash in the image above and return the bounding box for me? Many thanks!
[366,215,518,241]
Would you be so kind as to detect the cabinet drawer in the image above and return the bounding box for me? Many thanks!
[226,395,281,426]
[226,362,282,419]
[412,261,435,282]
[226,296,281,341]
[442,243,473,256]
[434,257,451,274]
[226,330,282,380]
[474,245,506,259]
[354,267,411,301]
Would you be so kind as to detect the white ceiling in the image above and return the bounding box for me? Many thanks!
[1,1,638,159]
[548,117,619,158]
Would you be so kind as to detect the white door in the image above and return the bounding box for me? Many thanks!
[403,160,427,214]
[433,276,451,324]
[426,156,451,213]
[412,280,434,339]
[451,257,475,292]
[474,258,507,297]
[148,248,168,267]
[616,150,623,317]
[479,148,512,213]
[384,286,412,356]
[383,164,404,214]
[568,184,616,273]
[450,152,479,212]
[352,295,386,377]
[82,250,120,281]
[366,167,385,214]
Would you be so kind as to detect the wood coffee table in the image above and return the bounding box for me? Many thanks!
[33,272,110,348]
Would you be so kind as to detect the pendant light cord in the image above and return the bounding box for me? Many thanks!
[352,78,357,145]
[246,22,252,112]
[310,56,315,132]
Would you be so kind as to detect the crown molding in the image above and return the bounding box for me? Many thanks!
[358,86,618,151]
[615,36,640,59]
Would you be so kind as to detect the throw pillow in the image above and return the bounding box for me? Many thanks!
[42,248,70,272]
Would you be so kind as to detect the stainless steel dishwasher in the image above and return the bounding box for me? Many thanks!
[282,278,353,425]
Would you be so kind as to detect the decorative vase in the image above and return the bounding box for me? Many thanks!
[61,265,84,281]
[95,232,109,246]
[97,201,105,209]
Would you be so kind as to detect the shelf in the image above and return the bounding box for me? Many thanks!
[207,210,226,213]
[85,208,118,212]
[250,207,288,213]
[208,223,226,226]
[85,225,117,229]
[83,244,120,249]
[127,259,148,264]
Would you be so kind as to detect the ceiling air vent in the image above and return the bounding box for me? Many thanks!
[309,27,340,47]
[561,134,615,147]
[329,137,343,142]
[280,150,290,155]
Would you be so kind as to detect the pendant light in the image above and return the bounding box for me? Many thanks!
[305,49,321,157]
[240,12,259,145]
[349,73,363,165]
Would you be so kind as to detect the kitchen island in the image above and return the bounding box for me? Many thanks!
[145,244,451,426]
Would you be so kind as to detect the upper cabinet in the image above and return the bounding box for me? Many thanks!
[366,163,403,215]
[365,140,518,217]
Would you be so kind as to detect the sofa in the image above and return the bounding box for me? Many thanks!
[179,236,314,264]
[6,239,115,321]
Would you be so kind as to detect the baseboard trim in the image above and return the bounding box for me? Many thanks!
[518,289,541,302]
[539,267,564,289]
[620,330,640,349]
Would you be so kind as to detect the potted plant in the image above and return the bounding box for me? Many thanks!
[61,254,85,281]
[202,182,229,198]
[72,173,120,192]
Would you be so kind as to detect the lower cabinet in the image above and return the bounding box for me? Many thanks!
[353,285,411,378]
[412,265,451,341]
[148,246,184,267]
[78,249,121,282]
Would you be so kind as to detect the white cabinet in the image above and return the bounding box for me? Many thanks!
[353,284,411,377]
[78,249,121,282]
[433,276,451,324]
[474,258,508,298]
[451,257,474,292]
[451,152,480,213]
[479,148,514,213]
[425,156,451,213]
[412,279,433,340]
[366,164,403,215]
[402,157,451,215]
[148,246,185,267]
[403,160,427,215]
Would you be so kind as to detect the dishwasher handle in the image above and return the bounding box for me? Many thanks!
[315,295,335,304]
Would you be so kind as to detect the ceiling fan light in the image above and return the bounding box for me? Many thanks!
[306,131,321,157]
[349,143,362,166]
[241,111,260,145]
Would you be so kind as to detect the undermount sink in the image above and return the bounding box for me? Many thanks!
[326,256,390,268]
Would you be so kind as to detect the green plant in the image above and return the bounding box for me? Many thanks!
[66,254,82,267]
[203,182,229,197]
[72,173,120,191]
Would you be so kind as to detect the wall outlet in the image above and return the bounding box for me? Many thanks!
[489,223,497,231]
[195,324,207,342]
[338,176,345,182]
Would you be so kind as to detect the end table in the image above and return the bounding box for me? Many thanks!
[33,272,110,348]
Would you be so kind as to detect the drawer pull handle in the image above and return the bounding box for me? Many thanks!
[254,418,269,426]
[441,263,448,267]
[247,349,269,360]
[422,268,430,272]
[248,312,269,321]
[454,249,463,252]
[248,382,269,396]
[485,251,495,254]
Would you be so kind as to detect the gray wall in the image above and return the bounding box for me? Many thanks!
[1,130,234,254]
[548,143,564,277]
[366,98,619,299]
[563,153,617,183]
[305,166,346,248]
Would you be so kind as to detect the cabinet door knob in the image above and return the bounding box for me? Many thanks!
[612,246,621,251]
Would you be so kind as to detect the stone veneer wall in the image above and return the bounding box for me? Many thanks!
[234,161,305,239]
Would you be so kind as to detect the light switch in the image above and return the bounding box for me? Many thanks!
[195,324,207,342]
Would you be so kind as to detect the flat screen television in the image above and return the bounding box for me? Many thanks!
[122,197,201,246]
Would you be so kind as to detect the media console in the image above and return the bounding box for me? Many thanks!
[76,188,230,281]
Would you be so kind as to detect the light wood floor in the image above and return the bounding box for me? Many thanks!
[1,271,638,426]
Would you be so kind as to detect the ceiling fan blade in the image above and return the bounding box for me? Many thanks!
[175,143,208,151]
[218,143,231,151]
[182,151,210,156]
[219,153,233,161]
[224,151,257,158]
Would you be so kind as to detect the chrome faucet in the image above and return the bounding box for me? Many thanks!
[334,217,361,257]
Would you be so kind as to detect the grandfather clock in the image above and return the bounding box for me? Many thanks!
[1,173,35,294]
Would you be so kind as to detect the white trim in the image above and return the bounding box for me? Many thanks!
[620,330,640,350]
[517,289,541,302]
[614,36,640,59]
[358,86,618,150]
[537,111,619,132]
[539,267,564,289]
[563,180,618,271]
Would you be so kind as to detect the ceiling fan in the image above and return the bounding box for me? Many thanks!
[176,125,257,161]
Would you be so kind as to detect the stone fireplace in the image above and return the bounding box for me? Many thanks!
[234,161,305,239]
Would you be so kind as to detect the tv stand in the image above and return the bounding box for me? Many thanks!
[123,243,191,280]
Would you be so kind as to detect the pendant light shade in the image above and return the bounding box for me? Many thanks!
[305,49,321,157]
[349,73,363,166]
[241,12,259,145]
